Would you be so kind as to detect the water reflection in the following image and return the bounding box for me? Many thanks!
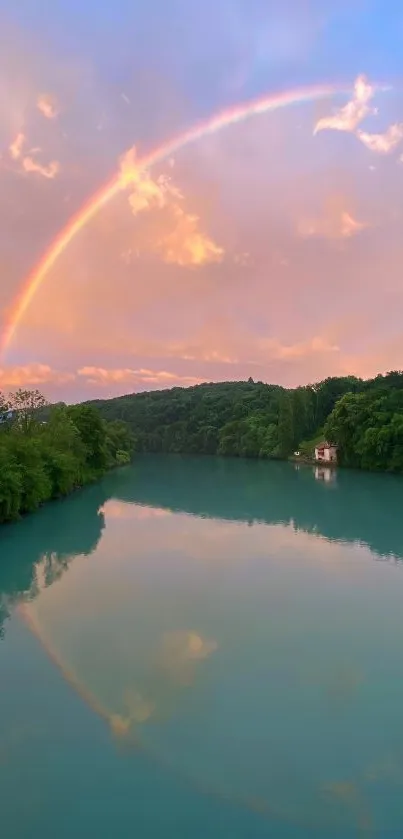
[313,464,337,485]
[0,482,107,637]
[1,455,403,639]
[111,456,403,561]
[1,457,403,832]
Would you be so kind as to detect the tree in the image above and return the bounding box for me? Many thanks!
[9,389,48,434]
[67,404,108,475]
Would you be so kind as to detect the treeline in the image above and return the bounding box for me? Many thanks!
[0,389,134,524]
[87,371,403,473]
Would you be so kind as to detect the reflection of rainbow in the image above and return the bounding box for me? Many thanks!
[2,82,347,355]
[18,602,115,727]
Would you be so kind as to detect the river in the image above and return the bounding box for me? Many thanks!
[1,455,403,837]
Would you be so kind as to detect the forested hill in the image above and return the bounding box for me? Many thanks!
[87,371,403,472]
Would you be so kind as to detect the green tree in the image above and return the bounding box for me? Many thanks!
[9,389,48,434]
[67,404,108,476]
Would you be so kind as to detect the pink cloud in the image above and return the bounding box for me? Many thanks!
[77,366,205,387]
[37,94,59,120]
[298,209,367,240]
[21,155,60,179]
[0,363,74,389]
[118,147,224,266]
[8,132,25,160]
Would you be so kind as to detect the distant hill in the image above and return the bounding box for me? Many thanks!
[84,372,403,472]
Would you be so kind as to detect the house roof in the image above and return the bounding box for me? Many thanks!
[315,441,337,449]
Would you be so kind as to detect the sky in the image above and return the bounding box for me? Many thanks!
[1,0,403,401]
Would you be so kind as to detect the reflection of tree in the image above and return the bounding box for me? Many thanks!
[2,453,403,638]
[109,455,403,562]
[0,482,107,638]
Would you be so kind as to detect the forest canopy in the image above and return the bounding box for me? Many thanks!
[0,390,134,524]
[88,372,403,472]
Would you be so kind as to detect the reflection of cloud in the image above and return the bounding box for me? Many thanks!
[314,75,374,135]
[356,123,403,154]
[123,689,155,723]
[107,632,216,737]
[37,93,59,119]
[161,630,217,670]
[101,500,171,520]
[323,780,373,831]
[118,146,224,266]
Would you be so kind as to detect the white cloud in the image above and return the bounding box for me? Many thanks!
[314,74,374,135]
[356,123,403,154]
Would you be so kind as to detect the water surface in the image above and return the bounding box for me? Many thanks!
[1,456,403,837]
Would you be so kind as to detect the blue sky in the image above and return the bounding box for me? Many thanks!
[5,0,403,112]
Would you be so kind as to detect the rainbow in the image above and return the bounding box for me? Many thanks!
[2,82,348,356]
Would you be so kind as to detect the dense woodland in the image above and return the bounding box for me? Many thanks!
[87,371,403,472]
[2,371,403,526]
[0,389,134,523]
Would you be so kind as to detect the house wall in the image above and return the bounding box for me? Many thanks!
[314,446,337,462]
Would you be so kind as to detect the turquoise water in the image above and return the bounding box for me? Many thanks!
[1,455,403,837]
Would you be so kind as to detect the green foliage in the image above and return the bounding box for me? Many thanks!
[8,388,48,434]
[324,375,403,472]
[2,370,402,529]
[0,391,134,524]
[104,419,136,468]
[66,404,109,475]
[88,372,403,475]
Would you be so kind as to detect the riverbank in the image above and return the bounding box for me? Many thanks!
[288,455,338,469]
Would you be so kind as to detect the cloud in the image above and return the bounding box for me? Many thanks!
[0,364,74,389]
[259,335,340,361]
[356,123,403,154]
[21,155,60,179]
[9,132,25,160]
[118,147,224,266]
[0,364,205,394]
[37,94,59,120]
[7,131,60,178]
[158,204,224,266]
[77,366,204,387]
[314,74,374,135]
[297,197,367,240]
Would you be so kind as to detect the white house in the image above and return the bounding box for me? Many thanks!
[314,441,338,463]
